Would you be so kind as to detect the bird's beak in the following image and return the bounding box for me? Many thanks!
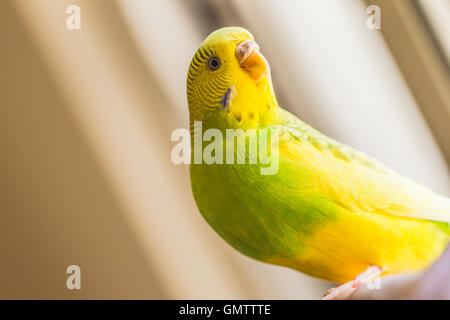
[235,40,270,83]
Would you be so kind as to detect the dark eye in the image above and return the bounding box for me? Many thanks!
[206,56,221,71]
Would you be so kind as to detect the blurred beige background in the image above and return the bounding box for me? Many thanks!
[0,0,448,299]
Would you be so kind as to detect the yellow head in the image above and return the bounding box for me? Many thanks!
[187,27,278,130]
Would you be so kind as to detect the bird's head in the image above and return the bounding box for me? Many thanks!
[187,27,278,129]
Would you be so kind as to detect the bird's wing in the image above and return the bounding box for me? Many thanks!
[274,108,450,223]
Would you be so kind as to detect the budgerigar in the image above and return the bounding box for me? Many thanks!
[186,27,450,299]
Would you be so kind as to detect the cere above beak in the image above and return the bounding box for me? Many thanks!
[235,40,270,83]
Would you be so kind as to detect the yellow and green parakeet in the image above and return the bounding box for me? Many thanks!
[187,27,450,298]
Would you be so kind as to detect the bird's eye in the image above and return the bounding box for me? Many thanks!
[206,56,221,71]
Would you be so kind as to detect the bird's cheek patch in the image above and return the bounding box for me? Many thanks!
[220,85,236,111]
